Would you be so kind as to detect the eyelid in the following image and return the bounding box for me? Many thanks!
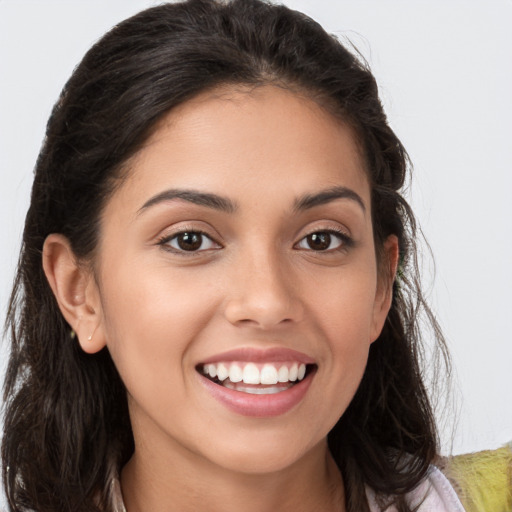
[294,226,354,251]
[156,225,223,254]
[301,225,351,238]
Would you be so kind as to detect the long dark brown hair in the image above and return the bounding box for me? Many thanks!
[2,1,449,510]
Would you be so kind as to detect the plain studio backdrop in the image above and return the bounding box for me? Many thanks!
[1,0,511,497]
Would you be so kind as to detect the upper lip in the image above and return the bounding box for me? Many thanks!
[199,347,316,365]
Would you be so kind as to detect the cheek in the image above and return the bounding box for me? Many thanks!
[305,262,379,343]
[303,261,378,400]
[98,257,219,386]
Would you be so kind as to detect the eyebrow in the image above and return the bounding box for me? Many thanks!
[293,186,366,213]
[138,189,237,215]
[138,185,366,216]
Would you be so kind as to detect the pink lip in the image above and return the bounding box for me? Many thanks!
[199,347,315,365]
[198,367,316,418]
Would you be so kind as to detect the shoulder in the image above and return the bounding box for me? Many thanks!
[413,466,467,511]
[366,465,466,512]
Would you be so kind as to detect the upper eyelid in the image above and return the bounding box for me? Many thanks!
[301,226,349,235]
[159,230,220,245]
[297,225,352,241]
[156,222,222,242]
[298,229,350,241]
[157,231,223,256]
[155,221,352,245]
[158,230,350,256]
[294,227,354,251]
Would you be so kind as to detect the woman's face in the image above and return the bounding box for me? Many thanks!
[92,85,396,474]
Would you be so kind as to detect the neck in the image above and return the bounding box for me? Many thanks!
[120,436,345,512]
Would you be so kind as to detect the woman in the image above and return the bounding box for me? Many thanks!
[1,0,465,510]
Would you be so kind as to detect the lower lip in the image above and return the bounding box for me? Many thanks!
[199,371,314,417]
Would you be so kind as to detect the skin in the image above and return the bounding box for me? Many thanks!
[43,85,398,512]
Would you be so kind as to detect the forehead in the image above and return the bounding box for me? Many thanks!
[113,84,370,214]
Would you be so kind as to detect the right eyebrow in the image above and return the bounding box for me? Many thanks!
[293,186,366,214]
[137,188,238,215]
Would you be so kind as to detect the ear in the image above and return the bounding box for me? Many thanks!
[370,234,399,343]
[42,234,106,354]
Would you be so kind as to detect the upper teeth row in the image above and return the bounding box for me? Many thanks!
[202,362,307,385]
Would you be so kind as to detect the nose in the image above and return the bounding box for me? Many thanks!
[223,249,304,329]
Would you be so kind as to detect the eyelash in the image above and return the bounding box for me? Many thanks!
[294,228,353,253]
[157,227,353,254]
[157,229,221,254]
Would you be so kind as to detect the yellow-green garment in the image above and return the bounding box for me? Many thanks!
[442,443,512,512]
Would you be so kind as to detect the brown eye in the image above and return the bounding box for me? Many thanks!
[307,233,332,250]
[296,230,347,252]
[163,231,219,252]
[176,232,202,251]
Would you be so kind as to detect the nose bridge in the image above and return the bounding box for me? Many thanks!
[223,241,303,328]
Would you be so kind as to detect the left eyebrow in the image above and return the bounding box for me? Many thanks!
[293,186,366,213]
[137,188,238,215]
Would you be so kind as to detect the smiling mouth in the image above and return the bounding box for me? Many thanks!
[197,361,317,395]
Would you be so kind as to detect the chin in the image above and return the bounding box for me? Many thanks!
[198,429,325,476]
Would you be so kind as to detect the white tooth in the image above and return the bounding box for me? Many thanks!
[228,363,243,383]
[237,385,282,395]
[289,363,298,381]
[278,365,289,383]
[202,365,209,374]
[216,363,228,381]
[298,363,306,381]
[223,381,290,394]
[208,364,217,378]
[260,364,278,385]
[242,363,260,384]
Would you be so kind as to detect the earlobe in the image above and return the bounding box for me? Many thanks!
[42,234,106,354]
[370,235,400,342]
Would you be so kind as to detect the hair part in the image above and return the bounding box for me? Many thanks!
[2,1,449,511]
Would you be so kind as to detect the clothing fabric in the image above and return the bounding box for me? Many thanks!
[110,465,465,512]
[366,466,466,511]
[110,476,126,512]
[441,443,512,512]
